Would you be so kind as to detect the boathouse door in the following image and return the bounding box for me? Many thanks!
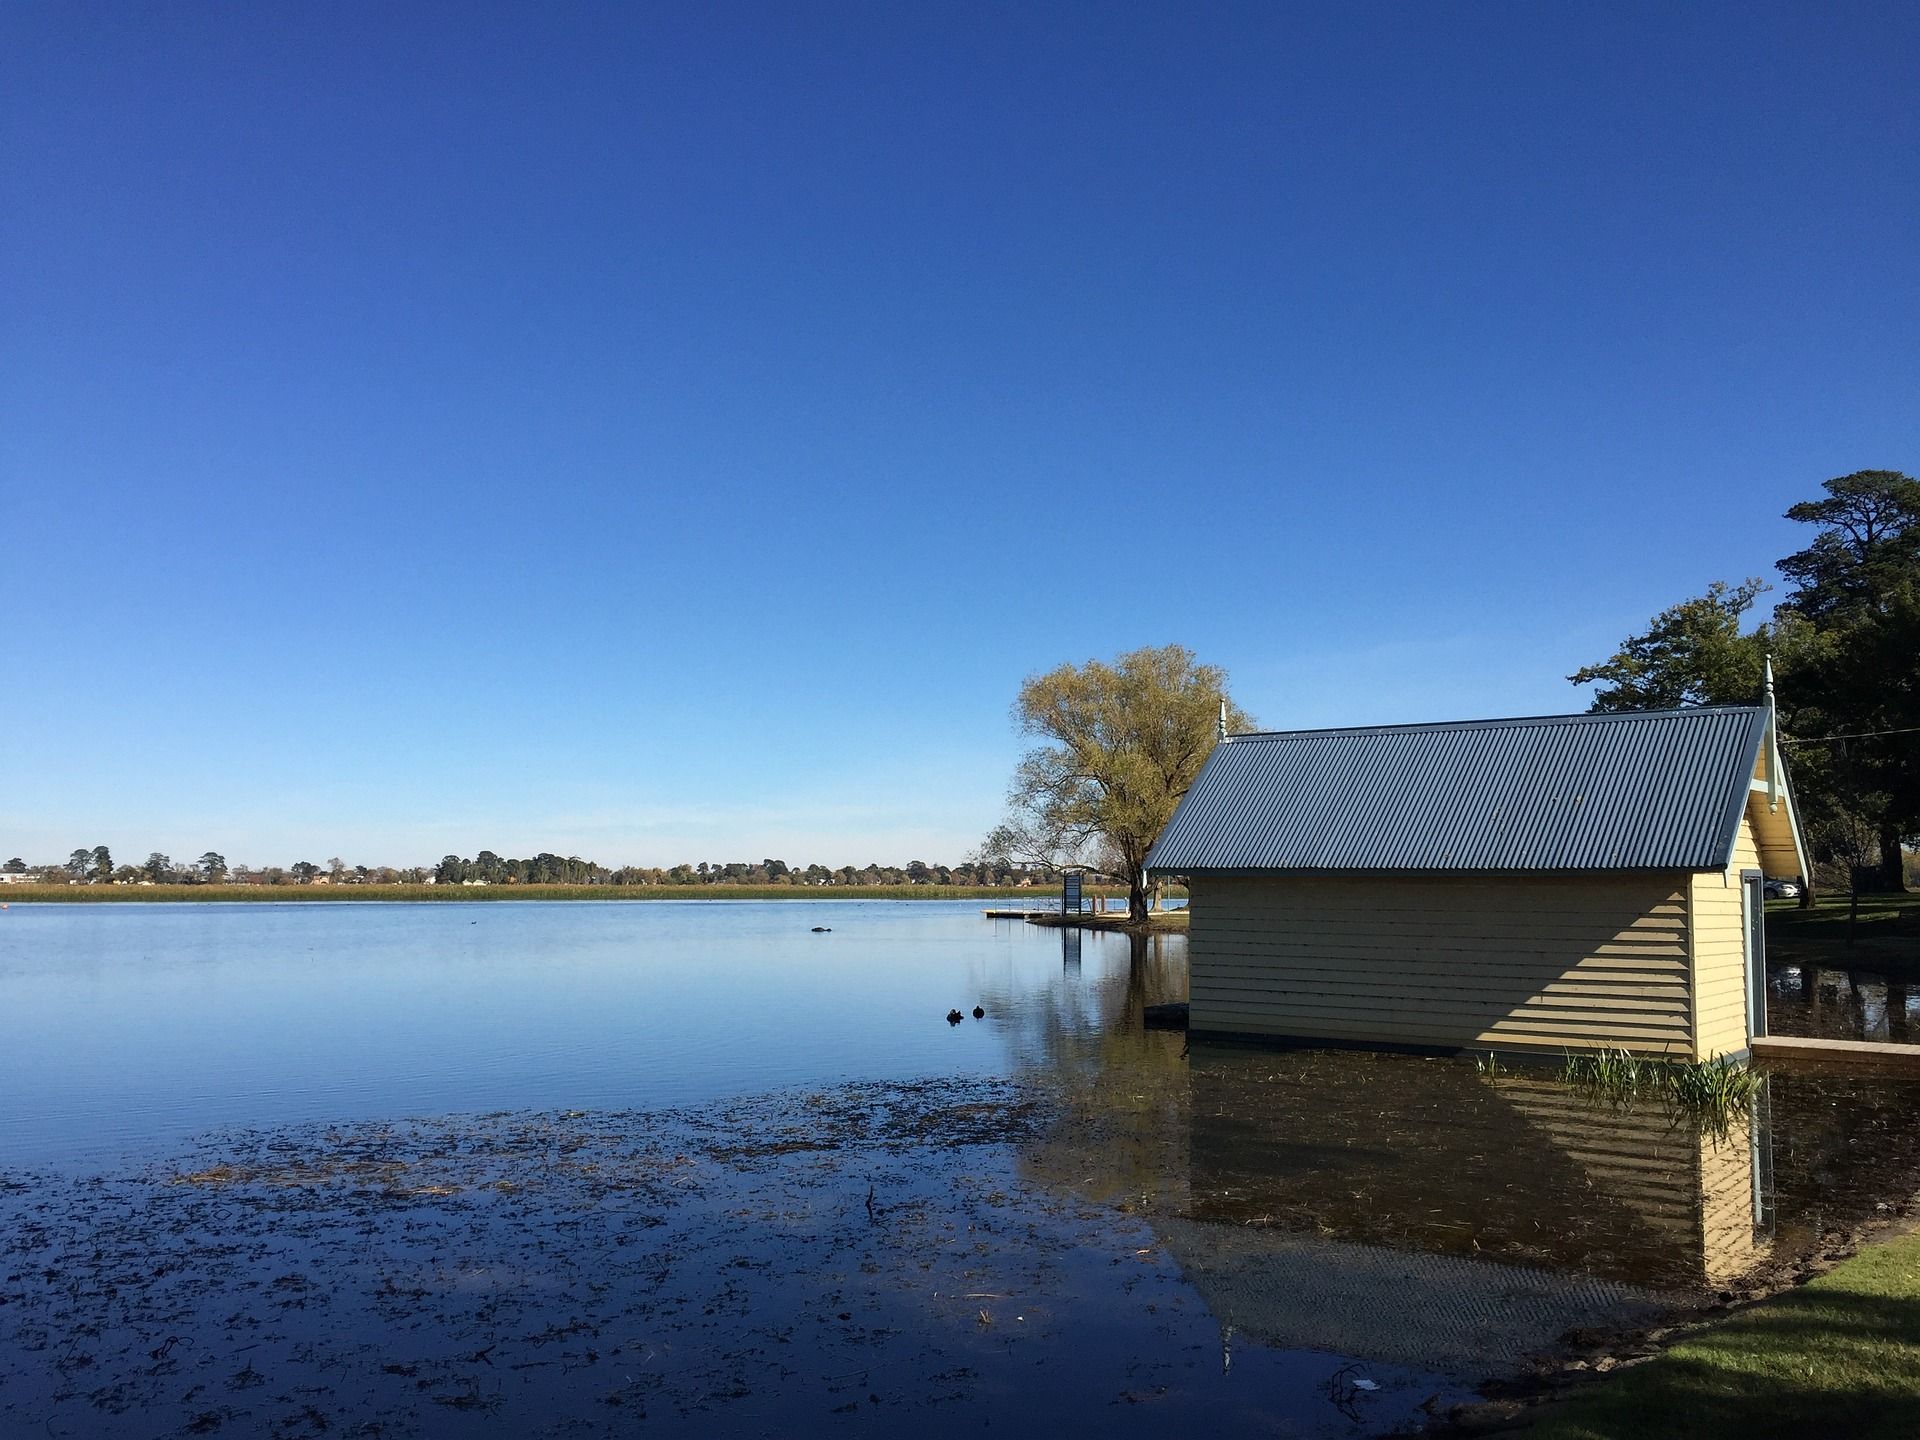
[1741,870,1767,1043]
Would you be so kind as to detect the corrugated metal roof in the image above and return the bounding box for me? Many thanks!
[1146,706,1769,876]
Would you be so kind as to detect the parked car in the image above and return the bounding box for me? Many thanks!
[1763,878,1802,899]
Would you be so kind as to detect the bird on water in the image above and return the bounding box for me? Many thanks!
[946,1009,963,1025]
[972,1006,984,1019]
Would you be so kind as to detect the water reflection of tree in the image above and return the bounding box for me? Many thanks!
[1769,963,1916,1043]
[981,930,1188,1078]
[991,930,1195,1210]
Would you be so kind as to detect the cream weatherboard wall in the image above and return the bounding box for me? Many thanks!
[1688,811,1764,1061]
[1187,873,1702,1058]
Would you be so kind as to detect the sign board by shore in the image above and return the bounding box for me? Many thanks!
[1063,872,1082,915]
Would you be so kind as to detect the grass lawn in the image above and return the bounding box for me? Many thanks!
[1522,1231,1920,1440]
[1767,890,1920,975]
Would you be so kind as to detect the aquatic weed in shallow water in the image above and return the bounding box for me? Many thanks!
[1560,1047,1761,1125]
[1560,1047,1649,1102]
[1662,1052,1763,1111]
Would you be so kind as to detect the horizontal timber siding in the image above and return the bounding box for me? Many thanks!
[1689,816,1759,1060]
[1188,874,1697,1058]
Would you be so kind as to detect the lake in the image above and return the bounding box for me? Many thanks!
[0,900,1171,1168]
[2,900,1916,1437]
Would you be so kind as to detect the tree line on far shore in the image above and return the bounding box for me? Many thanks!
[1,851,1057,888]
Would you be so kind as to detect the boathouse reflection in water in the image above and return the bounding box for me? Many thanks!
[1003,922,1920,1378]
[1016,1034,1776,1370]
[1183,1051,1772,1291]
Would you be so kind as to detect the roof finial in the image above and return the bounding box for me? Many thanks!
[1763,650,1780,813]
[1218,698,1228,743]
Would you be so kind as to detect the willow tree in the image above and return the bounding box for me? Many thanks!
[980,644,1253,925]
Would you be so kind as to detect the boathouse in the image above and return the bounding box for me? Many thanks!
[1145,703,1807,1060]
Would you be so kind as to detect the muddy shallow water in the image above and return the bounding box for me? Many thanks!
[1,1080,1480,1437]
[3,902,1918,1436]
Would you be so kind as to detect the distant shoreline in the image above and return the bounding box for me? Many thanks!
[0,882,1169,905]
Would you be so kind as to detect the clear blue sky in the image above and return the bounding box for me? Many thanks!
[4,2,1915,869]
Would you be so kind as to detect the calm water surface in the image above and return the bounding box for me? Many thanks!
[3,900,1917,1437]
[0,900,1137,1167]
[1768,959,1920,1043]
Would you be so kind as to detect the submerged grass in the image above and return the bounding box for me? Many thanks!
[1560,1048,1762,1125]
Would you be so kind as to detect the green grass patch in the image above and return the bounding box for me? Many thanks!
[1524,1231,1920,1439]
[0,883,1163,904]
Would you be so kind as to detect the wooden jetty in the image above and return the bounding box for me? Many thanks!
[981,909,1189,932]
